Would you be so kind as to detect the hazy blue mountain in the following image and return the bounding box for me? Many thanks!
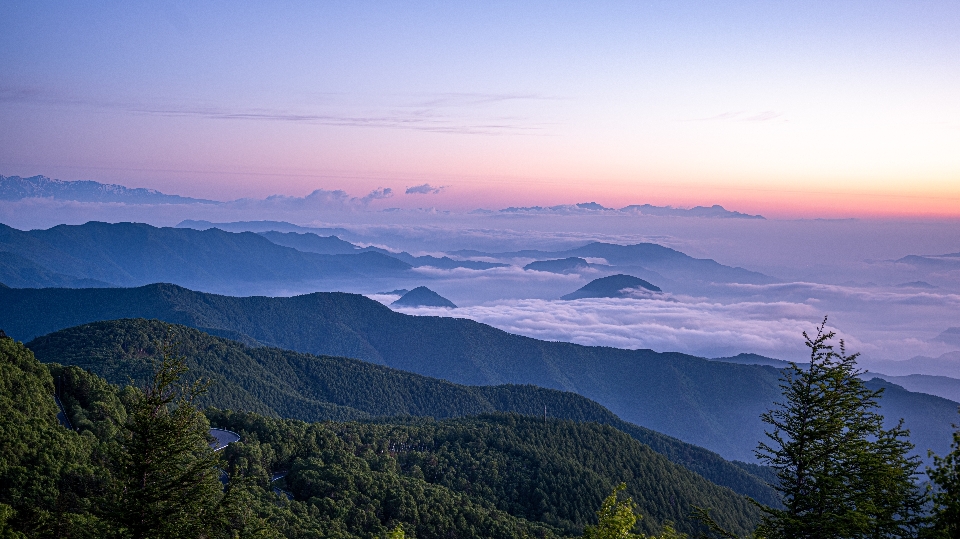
[2,283,955,463]
[862,351,960,378]
[176,219,352,237]
[453,241,775,286]
[934,327,960,347]
[523,257,594,273]
[619,204,764,219]
[254,229,507,270]
[867,373,960,403]
[26,318,780,506]
[498,202,764,219]
[0,251,114,288]
[0,174,215,204]
[392,286,457,308]
[359,246,508,270]
[561,274,662,300]
[895,281,938,289]
[710,353,794,368]
[258,230,361,254]
[0,221,412,290]
[894,253,960,269]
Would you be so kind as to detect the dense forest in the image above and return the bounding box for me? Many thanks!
[4,283,957,463]
[0,335,762,537]
[26,318,779,507]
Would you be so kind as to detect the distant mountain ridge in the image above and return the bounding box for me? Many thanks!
[2,282,955,463]
[499,202,764,219]
[0,221,414,291]
[0,175,216,204]
[461,241,777,287]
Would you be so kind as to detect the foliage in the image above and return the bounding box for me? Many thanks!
[0,335,107,537]
[5,283,957,468]
[209,410,762,537]
[927,408,960,538]
[0,332,264,538]
[754,320,925,539]
[27,318,780,506]
[105,344,236,539]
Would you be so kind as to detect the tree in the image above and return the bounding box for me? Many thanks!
[106,340,242,539]
[927,408,960,538]
[583,483,688,539]
[754,319,924,539]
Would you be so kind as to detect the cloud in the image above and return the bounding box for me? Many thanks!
[405,184,446,195]
[390,280,960,362]
[1,85,550,135]
[359,187,393,204]
[692,110,785,123]
[392,296,827,360]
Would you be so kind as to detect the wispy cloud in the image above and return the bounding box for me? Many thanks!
[405,183,446,195]
[691,110,785,123]
[0,85,552,135]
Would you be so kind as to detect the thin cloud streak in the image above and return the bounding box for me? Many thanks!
[1,85,552,135]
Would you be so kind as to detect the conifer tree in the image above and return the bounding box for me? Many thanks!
[927,409,960,538]
[754,319,924,539]
[106,341,240,539]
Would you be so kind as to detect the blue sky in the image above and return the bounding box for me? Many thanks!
[3,1,960,216]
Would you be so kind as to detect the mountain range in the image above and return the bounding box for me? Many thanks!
[26,317,779,507]
[456,241,777,288]
[2,282,955,463]
[0,174,216,204]
[0,221,779,295]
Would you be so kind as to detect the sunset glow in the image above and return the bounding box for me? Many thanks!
[2,1,959,218]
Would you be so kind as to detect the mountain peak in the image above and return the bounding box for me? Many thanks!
[561,274,661,300]
[392,286,457,308]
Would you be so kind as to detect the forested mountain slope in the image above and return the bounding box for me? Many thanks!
[26,318,779,506]
[3,283,956,462]
[1,335,762,537]
[211,411,763,537]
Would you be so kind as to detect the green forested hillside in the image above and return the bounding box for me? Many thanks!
[4,283,956,463]
[0,335,762,538]
[210,410,763,537]
[26,318,779,507]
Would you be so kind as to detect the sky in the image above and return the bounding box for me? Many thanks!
[3,1,960,218]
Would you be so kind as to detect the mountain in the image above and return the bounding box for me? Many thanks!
[211,411,763,536]
[561,274,661,300]
[934,327,960,347]
[867,373,960,403]
[258,230,361,254]
[0,251,113,288]
[498,202,764,219]
[2,331,762,538]
[619,204,765,219]
[861,351,960,378]
[523,257,594,273]
[26,318,779,506]
[3,283,956,463]
[0,174,215,204]
[454,241,776,287]
[392,286,457,308]
[0,221,413,291]
[177,219,352,237]
[710,353,793,368]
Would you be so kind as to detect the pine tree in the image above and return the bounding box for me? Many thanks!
[927,409,960,538]
[755,319,924,539]
[106,341,237,539]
